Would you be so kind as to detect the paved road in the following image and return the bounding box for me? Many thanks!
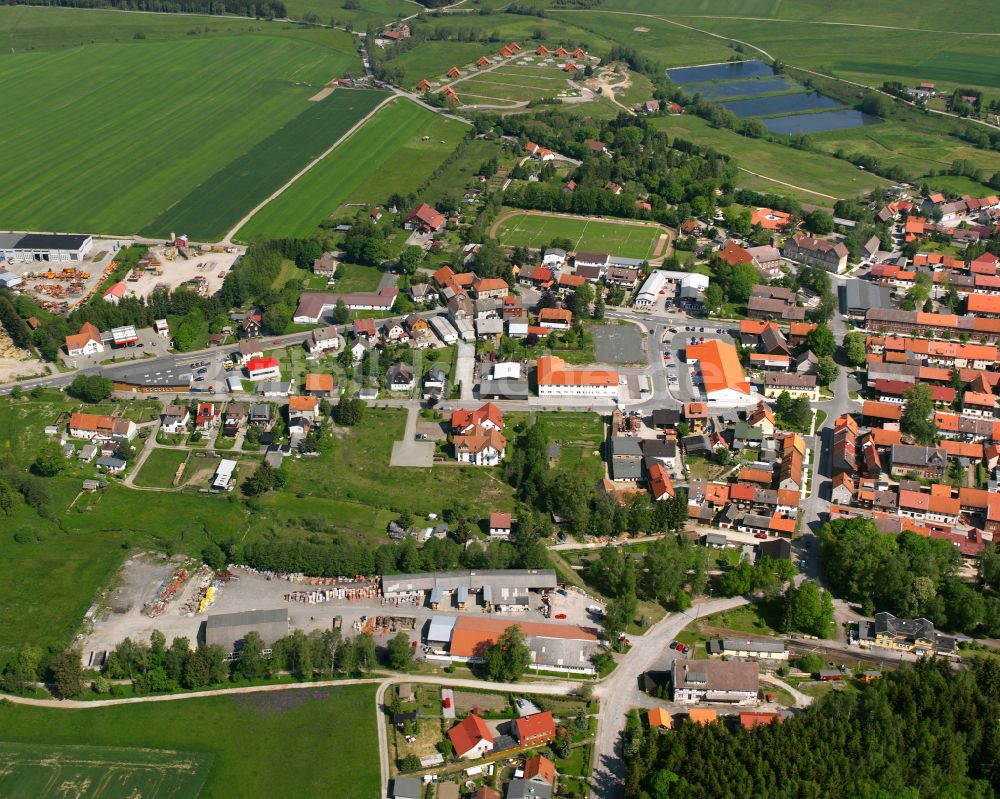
[590,596,749,799]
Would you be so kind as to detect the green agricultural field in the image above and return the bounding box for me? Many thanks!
[283,408,515,516]
[133,448,189,489]
[237,98,466,240]
[0,9,365,238]
[146,88,388,241]
[495,212,666,260]
[549,9,734,68]
[650,114,888,202]
[592,0,997,34]
[0,685,380,798]
[0,742,210,799]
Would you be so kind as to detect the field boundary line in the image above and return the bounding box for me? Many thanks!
[224,91,395,244]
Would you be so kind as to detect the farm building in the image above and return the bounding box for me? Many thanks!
[5,232,93,262]
[204,608,289,657]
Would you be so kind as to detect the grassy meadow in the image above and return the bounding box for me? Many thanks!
[0,8,364,237]
[132,448,189,488]
[0,685,381,799]
[495,212,666,260]
[650,114,889,201]
[237,98,467,240]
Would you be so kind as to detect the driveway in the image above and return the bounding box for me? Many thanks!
[389,405,434,467]
[455,341,475,401]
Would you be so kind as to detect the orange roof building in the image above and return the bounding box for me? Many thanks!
[750,207,792,230]
[535,45,549,56]
[739,711,782,729]
[515,711,555,746]
[718,241,753,266]
[539,307,573,327]
[554,46,569,58]
[449,616,597,659]
[523,755,556,785]
[647,707,673,729]
[304,373,334,395]
[416,79,432,92]
[688,708,718,726]
[686,340,751,401]
[536,355,619,397]
[65,322,104,356]
[448,714,494,759]
[447,66,461,79]
[476,55,491,68]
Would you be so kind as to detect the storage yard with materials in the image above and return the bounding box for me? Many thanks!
[81,563,603,673]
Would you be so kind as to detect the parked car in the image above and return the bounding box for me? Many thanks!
[754,532,767,539]
[554,613,567,619]
[669,641,678,650]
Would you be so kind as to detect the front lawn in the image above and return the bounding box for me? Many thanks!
[132,448,188,488]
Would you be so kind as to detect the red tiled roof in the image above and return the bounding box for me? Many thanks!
[516,711,555,742]
[448,714,492,757]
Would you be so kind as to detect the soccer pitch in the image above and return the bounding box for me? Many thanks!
[495,212,665,260]
[0,742,211,799]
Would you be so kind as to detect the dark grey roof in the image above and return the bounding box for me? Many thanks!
[843,280,892,313]
[611,436,643,457]
[612,458,643,481]
[206,608,287,630]
[478,378,529,400]
[507,779,553,799]
[652,408,681,426]
[720,637,786,653]
[391,776,423,799]
[13,233,90,249]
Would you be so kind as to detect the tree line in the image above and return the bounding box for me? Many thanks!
[7,0,287,19]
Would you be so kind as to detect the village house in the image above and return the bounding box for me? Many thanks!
[312,251,338,277]
[763,372,819,401]
[515,712,555,747]
[783,233,849,273]
[387,362,415,392]
[447,714,494,759]
[454,427,507,466]
[890,444,947,479]
[406,203,445,233]
[489,512,512,539]
[305,325,341,355]
[65,322,104,357]
[304,373,334,397]
[160,405,190,435]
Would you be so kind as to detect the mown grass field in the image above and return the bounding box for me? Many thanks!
[0,685,380,799]
[0,742,211,799]
[132,448,188,489]
[650,114,888,202]
[495,211,665,260]
[0,8,363,237]
[237,98,466,240]
[457,61,580,105]
[283,408,515,517]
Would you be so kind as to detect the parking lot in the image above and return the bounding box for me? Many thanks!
[593,324,646,364]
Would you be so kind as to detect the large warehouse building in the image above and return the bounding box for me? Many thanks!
[205,608,289,657]
[425,614,601,675]
[2,233,94,263]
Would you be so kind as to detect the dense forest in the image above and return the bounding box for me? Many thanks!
[7,0,287,18]
[625,658,1000,799]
